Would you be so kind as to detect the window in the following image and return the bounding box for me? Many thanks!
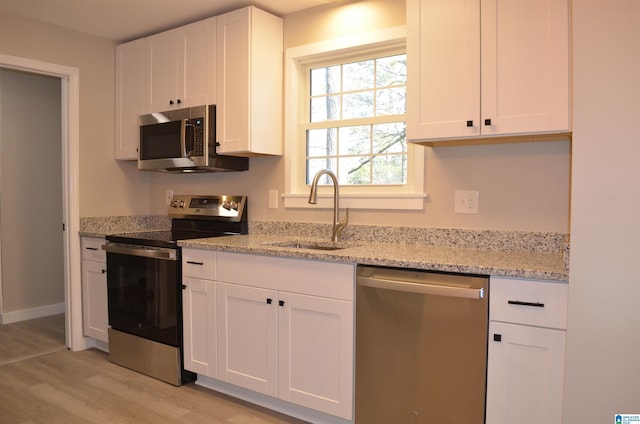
[283,26,426,210]
[305,53,407,186]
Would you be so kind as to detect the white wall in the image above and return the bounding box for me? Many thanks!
[563,1,640,421]
[0,69,63,314]
[0,12,151,217]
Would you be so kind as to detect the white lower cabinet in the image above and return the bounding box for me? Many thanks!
[182,276,217,376]
[182,249,355,421]
[81,237,108,343]
[486,277,568,424]
[182,248,218,376]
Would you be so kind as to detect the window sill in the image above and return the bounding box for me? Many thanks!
[283,192,428,210]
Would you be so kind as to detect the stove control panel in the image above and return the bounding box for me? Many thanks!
[168,194,246,222]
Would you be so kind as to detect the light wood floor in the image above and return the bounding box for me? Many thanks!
[0,314,66,365]
[0,316,307,424]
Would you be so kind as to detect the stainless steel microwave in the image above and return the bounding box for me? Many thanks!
[138,105,248,173]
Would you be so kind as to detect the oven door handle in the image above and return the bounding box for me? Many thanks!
[102,243,177,261]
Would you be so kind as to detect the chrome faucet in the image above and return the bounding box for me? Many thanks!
[308,169,349,242]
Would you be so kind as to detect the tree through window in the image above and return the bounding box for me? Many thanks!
[305,52,407,186]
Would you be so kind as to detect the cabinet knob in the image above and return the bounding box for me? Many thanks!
[493,334,502,342]
[101,269,106,274]
[177,99,182,104]
[169,100,174,105]
[278,300,285,307]
[484,118,492,126]
[466,120,473,127]
[266,298,273,304]
[181,284,187,290]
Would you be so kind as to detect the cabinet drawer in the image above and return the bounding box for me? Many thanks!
[182,248,216,279]
[81,237,106,262]
[490,277,568,330]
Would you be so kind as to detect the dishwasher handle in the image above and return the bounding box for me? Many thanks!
[357,275,485,299]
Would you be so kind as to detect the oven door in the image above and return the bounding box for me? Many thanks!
[103,243,181,347]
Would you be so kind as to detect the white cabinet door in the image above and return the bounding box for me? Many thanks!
[486,321,566,424]
[182,277,217,377]
[480,0,570,137]
[278,292,354,420]
[146,18,215,113]
[216,6,282,155]
[217,282,279,397]
[81,259,108,343]
[115,38,145,160]
[406,0,480,140]
[406,0,569,143]
[181,18,215,108]
[146,26,182,112]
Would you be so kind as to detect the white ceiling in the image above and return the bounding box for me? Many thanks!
[0,0,334,43]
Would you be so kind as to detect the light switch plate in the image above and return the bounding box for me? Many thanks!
[454,190,479,214]
[268,189,278,209]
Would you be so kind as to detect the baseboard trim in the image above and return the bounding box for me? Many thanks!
[0,302,65,324]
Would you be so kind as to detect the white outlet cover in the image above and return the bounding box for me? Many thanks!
[454,190,479,214]
[268,189,278,209]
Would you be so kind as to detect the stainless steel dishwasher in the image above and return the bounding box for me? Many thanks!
[356,265,489,423]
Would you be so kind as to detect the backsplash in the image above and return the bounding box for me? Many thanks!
[79,215,569,255]
[250,220,569,254]
[79,215,171,236]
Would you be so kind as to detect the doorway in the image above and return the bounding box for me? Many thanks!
[0,53,81,351]
[0,68,64,323]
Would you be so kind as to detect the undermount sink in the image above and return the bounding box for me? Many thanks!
[263,240,351,251]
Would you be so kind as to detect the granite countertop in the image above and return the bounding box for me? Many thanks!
[179,234,567,281]
[80,217,569,282]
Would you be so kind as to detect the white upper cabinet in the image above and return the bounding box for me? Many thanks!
[145,17,216,113]
[215,6,283,156]
[406,0,570,144]
[115,38,145,160]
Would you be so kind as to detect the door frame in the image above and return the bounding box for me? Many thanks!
[0,53,83,351]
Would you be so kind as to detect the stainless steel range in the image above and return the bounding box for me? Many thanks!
[102,194,247,386]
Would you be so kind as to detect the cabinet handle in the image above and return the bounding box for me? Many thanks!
[484,118,492,126]
[493,334,502,342]
[278,300,285,307]
[266,298,273,304]
[466,120,473,127]
[508,300,545,308]
[186,261,204,266]
[101,269,106,274]
[181,284,187,290]
[86,247,98,251]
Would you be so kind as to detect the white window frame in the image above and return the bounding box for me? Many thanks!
[283,26,427,210]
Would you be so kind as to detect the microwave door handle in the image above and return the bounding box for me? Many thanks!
[180,118,188,157]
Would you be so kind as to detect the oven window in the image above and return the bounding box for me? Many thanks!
[106,252,179,346]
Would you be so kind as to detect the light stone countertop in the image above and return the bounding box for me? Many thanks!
[179,234,568,282]
[80,217,569,282]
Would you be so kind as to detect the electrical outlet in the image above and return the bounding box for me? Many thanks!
[455,190,479,214]
[268,189,278,209]
[165,189,174,205]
